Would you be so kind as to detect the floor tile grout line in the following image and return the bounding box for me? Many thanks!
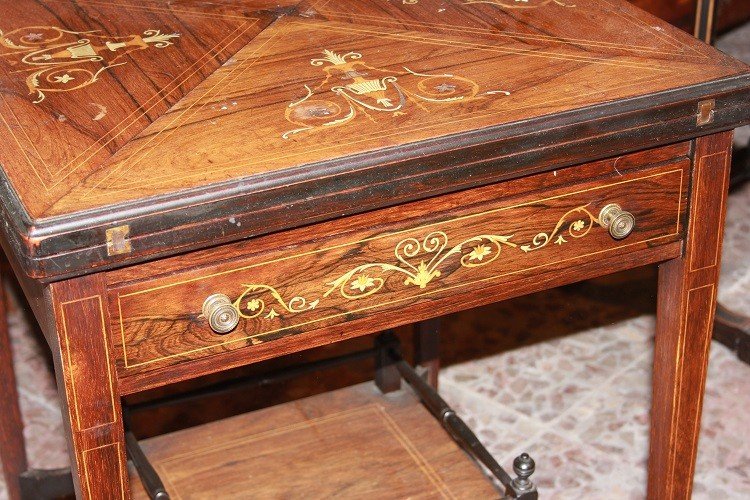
[441,324,654,431]
[496,347,655,467]
[544,348,654,435]
[441,334,655,466]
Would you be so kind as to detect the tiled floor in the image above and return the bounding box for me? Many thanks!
[2,23,750,500]
[440,316,750,499]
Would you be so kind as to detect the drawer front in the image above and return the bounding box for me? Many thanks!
[108,149,688,378]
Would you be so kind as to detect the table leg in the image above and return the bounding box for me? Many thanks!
[0,262,28,500]
[648,132,732,499]
[375,332,401,394]
[413,319,440,389]
[49,275,130,499]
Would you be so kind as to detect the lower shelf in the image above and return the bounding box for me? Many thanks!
[129,382,499,499]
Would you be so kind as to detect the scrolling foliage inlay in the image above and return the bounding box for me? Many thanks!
[283,49,511,139]
[0,26,180,103]
[227,206,598,322]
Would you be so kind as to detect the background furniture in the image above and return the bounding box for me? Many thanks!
[630,0,750,35]
[692,0,750,362]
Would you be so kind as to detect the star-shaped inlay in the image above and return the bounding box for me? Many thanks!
[53,74,75,84]
[435,83,456,93]
[306,106,333,117]
[24,32,44,42]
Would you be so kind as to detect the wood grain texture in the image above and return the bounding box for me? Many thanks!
[648,131,733,500]
[0,261,27,500]
[106,144,690,392]
[49,274,129,500]
[0,0,280,216]
[128,382,498,499]
[0,0,747,280]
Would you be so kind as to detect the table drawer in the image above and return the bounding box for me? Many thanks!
[107,145,689,382]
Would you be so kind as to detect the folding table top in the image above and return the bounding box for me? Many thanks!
[0,0,748,278]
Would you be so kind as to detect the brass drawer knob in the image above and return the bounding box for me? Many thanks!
[598,203,635,240]
[202,293,240,334]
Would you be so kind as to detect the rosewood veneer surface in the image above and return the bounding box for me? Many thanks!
[0,0,747,279]
[128,382,498,499]
[1,1,749,499]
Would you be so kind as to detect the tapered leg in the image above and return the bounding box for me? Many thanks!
[648,132,732,499]
[413,319,440,388]
[375,332,401,394]
[50,275,130,499]
[0,262,28,500]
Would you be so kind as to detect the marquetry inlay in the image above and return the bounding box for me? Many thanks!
[283,49,510,138]
[227,205,597,321]
[113,163,686,370]
[0,26,179,103]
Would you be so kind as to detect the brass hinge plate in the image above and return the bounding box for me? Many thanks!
[106,225,132,256]
[696,99,715,126]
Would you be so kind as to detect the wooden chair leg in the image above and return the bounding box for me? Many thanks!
[648,133,732,499]
[413,319,440,389]
[0,261,29,500]
[49,275,130,499]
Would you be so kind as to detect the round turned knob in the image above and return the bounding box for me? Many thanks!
[598,203,635,240]
[202,293,239,334]
[511,453,536,492]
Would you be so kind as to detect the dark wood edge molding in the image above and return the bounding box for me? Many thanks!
[1,74,748,281]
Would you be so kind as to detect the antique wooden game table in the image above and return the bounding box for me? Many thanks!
[1,0,749,498]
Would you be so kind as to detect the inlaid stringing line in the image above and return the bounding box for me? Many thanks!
[0,16,260,195]
[313,3,700,58]
[118,169,684,367]
[96,68,675,194]
[82,22,288,197]
[676,164,685,235]
[0,96,50,189]
[689,151,729,272]
[684,283,716,498]
[60,295,118,430]
[313,0,707,58]
[685,283,716,490]
[311,21,680,70]
[123,233,681,367]
[118,168,684,298]
[377,407,456,498]
[48,19,261,183]
[81,443,126,500]
[599,0,709,58]
[94,16,678,190]
[90,16,680,193]
[47,0,258,21]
